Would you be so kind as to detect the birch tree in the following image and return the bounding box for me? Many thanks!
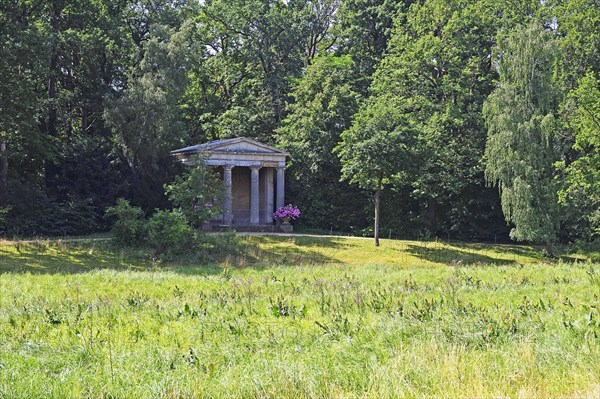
[483,22,562,254]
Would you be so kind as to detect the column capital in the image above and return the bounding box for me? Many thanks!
[223,164,234,171]
[250,165,262,171]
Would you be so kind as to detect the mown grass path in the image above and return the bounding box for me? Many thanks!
[0,236,599,398]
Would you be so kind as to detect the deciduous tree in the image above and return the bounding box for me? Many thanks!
[337,98,416,246]
[559,73,600,238]
[277,55,365,230]
[369,0,502,236]
[484,22,562,253]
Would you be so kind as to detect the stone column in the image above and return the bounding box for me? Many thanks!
[223,165,233,225]
[263,168,274,223]
[250,166,261,225]
[276,166,285,210]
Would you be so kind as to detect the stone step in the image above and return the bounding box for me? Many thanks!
[210,224,280,233]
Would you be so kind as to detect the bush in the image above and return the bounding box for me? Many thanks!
[105,199,146,247]
[106,191,239,260]
[164,157,225,228]
[573,238,600,255]
[1,182,100,237]
[146,209,192,256]
[47,199,98,236]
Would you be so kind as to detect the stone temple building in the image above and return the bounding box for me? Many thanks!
[171,137,288,228]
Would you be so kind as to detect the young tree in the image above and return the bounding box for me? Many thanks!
[164,157,225,228]
[483,22,562,254]
[366,0,505,237]
[336,98,416,246]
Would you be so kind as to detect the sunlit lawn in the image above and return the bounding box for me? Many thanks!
[0,235,599,398]
[0,235,583,273]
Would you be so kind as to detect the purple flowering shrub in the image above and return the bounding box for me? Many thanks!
[273,204,301,222]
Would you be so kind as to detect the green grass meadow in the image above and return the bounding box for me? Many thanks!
[0,236,599,398]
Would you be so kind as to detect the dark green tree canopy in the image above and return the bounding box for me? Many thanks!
[0,0,597,246]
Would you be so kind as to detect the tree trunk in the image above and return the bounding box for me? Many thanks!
[0,142,7,206]
[544,241,555,258]
[427,197,437,236]
[374,174,383,247]
[44,1,60,189]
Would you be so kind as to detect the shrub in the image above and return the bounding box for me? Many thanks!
[47,199,98,236]
[146,209,192,255]
[1,184,100,237]
[164,157,225,228]
[105,199,146,247]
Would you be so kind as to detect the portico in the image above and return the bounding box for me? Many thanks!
[171,137,288,227]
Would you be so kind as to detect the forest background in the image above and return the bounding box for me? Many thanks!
[0,0,598,246]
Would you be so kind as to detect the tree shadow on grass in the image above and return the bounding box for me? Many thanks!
[461,242,595,263]
[201,235,345,272]
[238,235,350,249]
[459,242,541,259]
[0,241,156,274]
[404,242,537,266]
[0,236,344,275]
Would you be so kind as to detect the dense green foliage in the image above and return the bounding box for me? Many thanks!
[0,237,599,397]
[560,73,600,238]
[0,0,598,244]
[107,162,226,256]
[164,158,225,228]
[484,22,561,248]
[277,55,367,231]
[105,199,147,247]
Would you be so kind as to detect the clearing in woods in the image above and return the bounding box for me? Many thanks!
[0,236,599,398]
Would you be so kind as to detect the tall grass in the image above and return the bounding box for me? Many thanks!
[0,237,598,398]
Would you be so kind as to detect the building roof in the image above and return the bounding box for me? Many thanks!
[171,137,289,156]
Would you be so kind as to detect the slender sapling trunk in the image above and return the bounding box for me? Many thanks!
[545,241,555,258]
[374,174,383,247]
[0,142,6,206]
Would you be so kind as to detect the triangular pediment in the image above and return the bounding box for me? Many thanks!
[204,137,288,155]
[171,137,288,156]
